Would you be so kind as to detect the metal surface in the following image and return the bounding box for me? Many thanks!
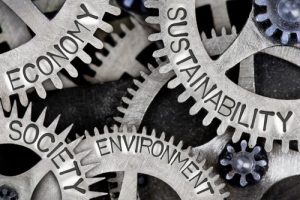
[0,103,101,200]
[0,0,120,111]
[146,0,300,152]
[85,17,150,83]
[73,126,230,200]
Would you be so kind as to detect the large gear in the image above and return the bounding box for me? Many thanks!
[0,0,120,111]
[73,126,230,200]
[145,0,300,152]
[0,103,102,200]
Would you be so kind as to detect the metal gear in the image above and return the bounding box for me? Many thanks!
[73,125,230,200]
[0,0,120,111]
[145,0,300,152]
[219,140,268,187]
[254,0,300,44]
[0,102,103,200]
[84,17,150,84]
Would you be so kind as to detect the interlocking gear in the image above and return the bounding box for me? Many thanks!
[254,0,300,44]
[0,0,120,111]
[0,103,102,200]
[73,126,229,200]
[145,0,300,152]
[85,17,150,83]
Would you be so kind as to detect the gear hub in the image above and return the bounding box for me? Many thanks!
[219,140,268,187]
[0,185,18,200]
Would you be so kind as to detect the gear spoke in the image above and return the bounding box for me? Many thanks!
[2,0,50,34]
[119,171,138,200]
[217,19,271,74]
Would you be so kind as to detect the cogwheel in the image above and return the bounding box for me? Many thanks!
[146,0,300,152]
[0,0,120,111]
[0,102,103,200]
[254,0,300,44]
[73,125,229,200]
[84,17,150,83]
[192,132,300,199]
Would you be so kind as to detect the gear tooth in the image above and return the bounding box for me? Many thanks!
[216,122,227,135]
[75,133,81,138]
[248,135,258,148]
[281,32,290,45]
[160,132,166,140]
[265,25,277,37]
[114,117,123,124]
[84,130,91,138]
[122,96,132,104]
[36,107,47,125]
[178,91,191,103]
[177,141,184,149]
[51,74,63,89]
[232,26,237,34]
[186,146,193,154]
[211,174,220,182]
[48,115,61,132]
[264,139,273,152]
[58,124,73,141]
[95,52,104,61]
[103,126,109,134]
[78,50,92,64]
[89,36,104,49]
[148,33,162,41]
[142,127,147,135]
[18,92,29,107]
[190,102,201,116]
[104,42,113,52]
[282,139,289,153]
[168,77,181,89]
[207,167,214,175]
[255,0,267,6]
[106,4,121,16]
[98,21,114,33]
[133,79,143,88]
[117,107,126,114]
[122,125,128,133]
[153,48,167,58]
[127,88,137,95]
[203,113,214,126]
[151,129,156,137]
[35,84,47,99]
[159,63,173,73]
[69,136,84,151]
[131,126,137,133]
[23,102,33,119]
[145,16,160,24]
[201,32,207,40]
[120,23,130,34]
[221,27,226,35]
[199,159,206,166]
[148,63,155,72]
[113,125,119,133]
[169,136,175,144]
[65,64,78,78]
[111,33,120,42]
[140,71,149,79]
[256,13,269,22]
[211,29,217,37]
[87,191,107,199]
[144,0,160,8]
[87,176,105,186]
[1,96,11,112]
[10,101,18,118]
[232,130,242,143]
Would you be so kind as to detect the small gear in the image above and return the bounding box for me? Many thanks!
[145,0,300,152]
[73,126,230,199]
[0,103,102,200]
[85,17,150,84]
[0,0,120,111]
[219,140,268,187]
[254,0,300,44]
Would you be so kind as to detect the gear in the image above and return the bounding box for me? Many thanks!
[145,0,300,152]
[73,126,230,200]
[219,140,268,187]
[0,0,120,111]
[254,0,300,44]
[84,17,150,83]
[0,102,103,200]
